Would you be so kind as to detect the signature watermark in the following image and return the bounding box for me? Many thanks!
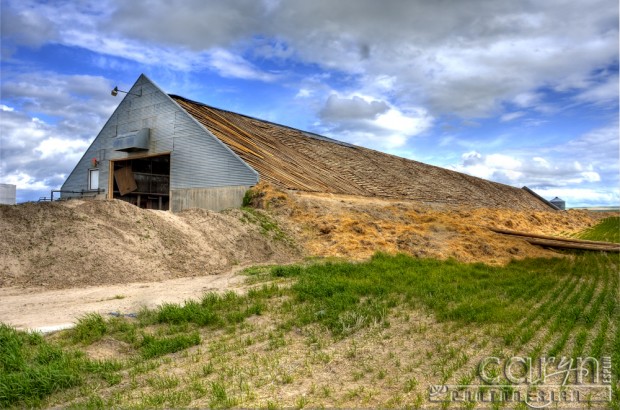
[429,356,612,408]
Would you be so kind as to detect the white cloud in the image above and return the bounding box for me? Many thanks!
[486,154,522,170]
[452,151,607,187]
[62,31,279,81]
[575,74,620,104]
[1,0,277,80]
[320,95,389,121]
[1,72,117,122]
[295,88,312,98]
[1,171,50,191]
[34,137,90,159]
[500,111,526,122]
[581,171,601,183]
[0,0,60,50]
[0,72,117,199]
[317,93,433,149]
[449,123,619,205]
[207,49,278,82]
[3,0,617,117]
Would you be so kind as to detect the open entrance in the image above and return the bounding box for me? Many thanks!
[110,154,170,210]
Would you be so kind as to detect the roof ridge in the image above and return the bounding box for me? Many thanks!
[169,94,356,148]
[169,94,458,170]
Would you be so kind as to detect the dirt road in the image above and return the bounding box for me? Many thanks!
[0,268,247,333]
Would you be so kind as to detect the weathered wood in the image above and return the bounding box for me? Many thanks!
[490,227,620,252]
[489,227,620,247]
[525,238,620,252]
[114,166,137,196]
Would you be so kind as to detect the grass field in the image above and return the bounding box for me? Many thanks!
[1,219,619,408]
[577,216,620,243]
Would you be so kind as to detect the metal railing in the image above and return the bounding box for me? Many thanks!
[39,189,106,202]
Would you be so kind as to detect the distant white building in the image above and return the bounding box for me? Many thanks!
[0,184,16,205]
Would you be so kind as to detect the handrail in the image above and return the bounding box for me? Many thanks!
[49,189,105,201]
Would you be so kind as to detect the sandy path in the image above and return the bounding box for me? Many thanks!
[0,268,247,333]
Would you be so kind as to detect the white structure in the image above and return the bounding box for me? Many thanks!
[0,184,16,205]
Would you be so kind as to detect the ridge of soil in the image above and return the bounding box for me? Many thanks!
[250,183,612,264]
[1,186,612,290]
[0,199,297,289]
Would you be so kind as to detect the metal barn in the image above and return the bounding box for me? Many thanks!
[62,74,558,212]
[61,75,257,211]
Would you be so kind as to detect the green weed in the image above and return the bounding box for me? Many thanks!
[242,189,255,207]
[209,381,237,408]
[140,332,201,359]
[240,207,293,243]
[146,374,180,389]
[71,313,107,345]
[0,324,118,408]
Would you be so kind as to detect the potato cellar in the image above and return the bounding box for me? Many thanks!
[62,74,558,212]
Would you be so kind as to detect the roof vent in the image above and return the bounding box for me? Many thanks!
[113,128,150,152]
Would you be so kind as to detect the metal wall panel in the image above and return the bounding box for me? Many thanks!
[170,186,251,212]
[61,74,258,202]
[0,184,16,205]
[169,113,258,189]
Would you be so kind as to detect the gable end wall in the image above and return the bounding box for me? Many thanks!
[61,75,258,210]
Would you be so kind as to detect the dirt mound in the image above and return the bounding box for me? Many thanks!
[248,183,612,264]
[0,186,612,290]
[0,200,297,289]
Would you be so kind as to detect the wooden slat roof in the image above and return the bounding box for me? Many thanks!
[171,95,554,211]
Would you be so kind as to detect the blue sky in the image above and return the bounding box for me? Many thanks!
[1,0,618,207]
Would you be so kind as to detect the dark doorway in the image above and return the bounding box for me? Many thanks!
[111,154,170,210]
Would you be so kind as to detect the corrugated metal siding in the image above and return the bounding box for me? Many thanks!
[61,74,258,200]
[0,184,17,205]
[170,186,251,212]
[170,111,258,189]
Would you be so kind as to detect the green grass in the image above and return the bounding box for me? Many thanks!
[240,207,293,243]
[577,216,620,243]
[146,291,266,328]
[276,253,588,334]
[139,332,201,359]
[0,324,119,408]
[71,313,107,344]
[1,245,618,408]
[0,325,80,407]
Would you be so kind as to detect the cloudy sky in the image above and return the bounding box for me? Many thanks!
[1,0,618,206]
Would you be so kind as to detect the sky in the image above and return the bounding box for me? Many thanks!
[1,0,618,207]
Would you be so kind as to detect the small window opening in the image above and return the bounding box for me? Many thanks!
[88,169,100,190]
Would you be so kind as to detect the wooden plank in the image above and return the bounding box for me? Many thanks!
[114,166,138,196]
[525,238,620,252]
[489,227,620,247]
